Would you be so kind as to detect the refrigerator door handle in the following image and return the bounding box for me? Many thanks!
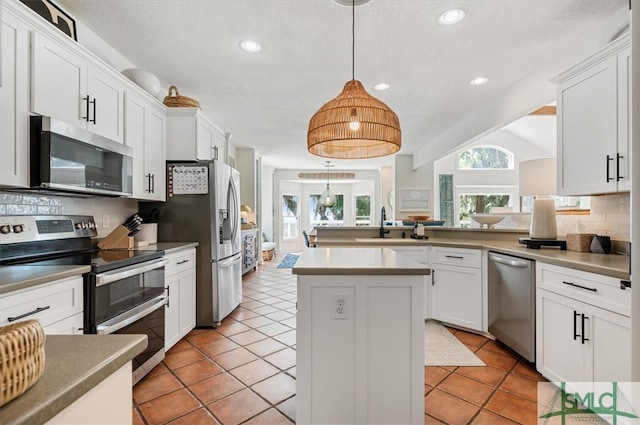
[228,176,240,244]
[219,253,242,268]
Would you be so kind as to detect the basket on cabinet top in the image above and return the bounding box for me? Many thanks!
[0,319,46,407]
[163,85,200,108]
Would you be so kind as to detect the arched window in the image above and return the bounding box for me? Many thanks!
[458,145,514,170]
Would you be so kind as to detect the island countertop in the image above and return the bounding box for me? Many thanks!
[292,247,431,275]
[0,334,147,425]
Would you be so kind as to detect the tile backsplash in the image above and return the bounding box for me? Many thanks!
[0,191,138,237]
[479,193,630,242]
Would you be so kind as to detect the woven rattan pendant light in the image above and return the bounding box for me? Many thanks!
[307,0,401,159]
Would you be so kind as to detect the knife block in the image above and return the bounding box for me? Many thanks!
[98,225,134,250]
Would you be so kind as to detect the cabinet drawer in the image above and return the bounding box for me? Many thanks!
[165,248,196,276]
[0,276,83,328]
[536,262,630,316]
[431,246,481,268]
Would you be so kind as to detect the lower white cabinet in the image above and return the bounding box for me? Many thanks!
[430,246,483,331]
[0,276,84,334]
[536,262,631,383]
[390,246,430,319]
[164,248,197,351]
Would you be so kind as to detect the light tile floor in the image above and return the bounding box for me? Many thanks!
[133,254,546,425]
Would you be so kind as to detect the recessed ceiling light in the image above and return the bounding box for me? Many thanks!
[240,40,261,53]
[470,76,488,86]
[438,8,465,25]
[374,83,390,91]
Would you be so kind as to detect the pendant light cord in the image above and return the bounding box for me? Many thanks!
[352,0,355,80]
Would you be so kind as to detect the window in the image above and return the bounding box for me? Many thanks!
[281,194,299,240]
[309,194,344,227]
[354,195,371,226]
[458,146,514,169]
[459,194,511,226]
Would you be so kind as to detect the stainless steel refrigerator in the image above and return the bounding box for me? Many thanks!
[150,160,242,327]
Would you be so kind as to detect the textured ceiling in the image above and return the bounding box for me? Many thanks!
[55,0,627,170]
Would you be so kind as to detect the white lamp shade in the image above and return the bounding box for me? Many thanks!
[519,158,556,196]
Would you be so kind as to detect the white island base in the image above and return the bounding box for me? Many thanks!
[293,248,429,425]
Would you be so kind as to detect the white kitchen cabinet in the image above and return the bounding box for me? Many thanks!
[0,4,31,188]
[430,246,483,331]
[166,108,226,162]
[536,262,631,383]
[555,34,630,195]
[164,248,197,351]
[31,32,125,143]
[124,89,167,201]
[0,276,84,335]
[390,246,430,319]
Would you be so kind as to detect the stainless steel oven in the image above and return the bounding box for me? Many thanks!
[86,257,169,385]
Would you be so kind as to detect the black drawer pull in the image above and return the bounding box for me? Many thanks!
[562,280,597,292]
[445,255,464,260]
[581,314,589,344]
[177,259,190,265]
[8,306,51,322]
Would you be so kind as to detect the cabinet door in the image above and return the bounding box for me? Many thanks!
[557,55,618,195]
[178,269,196,339]
[196,117,215,160]
[43,312,84,335]
[586,304,631,382]
[144,106,166,201]
[31,32,87,128]
[616,46,631,192]
[165,275,180,351]
[536,289,585,382]
[391,247,430,319]
[431,264,482,331]
[87,65,125,143]
[124,92,146,199]
[0,9,30,187]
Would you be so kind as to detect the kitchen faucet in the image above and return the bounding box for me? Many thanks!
[379,206,390,238]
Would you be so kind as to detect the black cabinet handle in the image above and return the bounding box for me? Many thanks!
[146,174,152,193]
[445,255,464,260]
[563,280,597,292]
[606,155,613,182]
[90,98,97,124]
[83,96,90,121]
[573,310,580,340]
[432,270,435,286]
[177,259,190,265]
[165,286,170,308]
[616,153,624,181]
[8,306,51,322]
[581,314,589,344]
[620,280,631,290]
[150,174,155,193]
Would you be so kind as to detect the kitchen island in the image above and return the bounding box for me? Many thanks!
[292,247,430,425]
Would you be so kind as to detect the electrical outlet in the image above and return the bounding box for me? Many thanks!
[102,214,110,228]
[331,294,351,319]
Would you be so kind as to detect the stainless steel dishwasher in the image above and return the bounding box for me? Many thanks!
[488,252,536,362]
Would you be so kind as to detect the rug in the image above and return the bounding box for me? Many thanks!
[277,253,300,268]
[425,320,485,367]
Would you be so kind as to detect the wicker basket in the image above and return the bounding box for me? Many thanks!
[0,320,46,407]
[162,85,200,108]
[566,233,596,252]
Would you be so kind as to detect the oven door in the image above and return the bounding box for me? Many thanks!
[97,294,166,385]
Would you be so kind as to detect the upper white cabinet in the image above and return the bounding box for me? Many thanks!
[166,108,226,162]
[31,32,125,143]
[124,89,167,201]
[0,4,31,188]
[536,262,631,383]
[555,34,630,195]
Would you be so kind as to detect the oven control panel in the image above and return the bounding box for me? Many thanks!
[0,215,97,244]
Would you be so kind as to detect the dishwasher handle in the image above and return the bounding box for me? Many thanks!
[488,253,530,268]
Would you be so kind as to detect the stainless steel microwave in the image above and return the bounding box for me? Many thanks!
[30,116,133,197]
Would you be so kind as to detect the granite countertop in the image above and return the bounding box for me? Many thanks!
[133,241,199,255]
[292,247,431,276]
[0,334,147,425]
[314,237,629,280]
[0,265,91,295]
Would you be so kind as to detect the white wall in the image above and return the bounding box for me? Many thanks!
[394,155,434,221]
[261,165,275,243]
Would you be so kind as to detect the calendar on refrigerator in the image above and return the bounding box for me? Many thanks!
[168,165,209,196]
